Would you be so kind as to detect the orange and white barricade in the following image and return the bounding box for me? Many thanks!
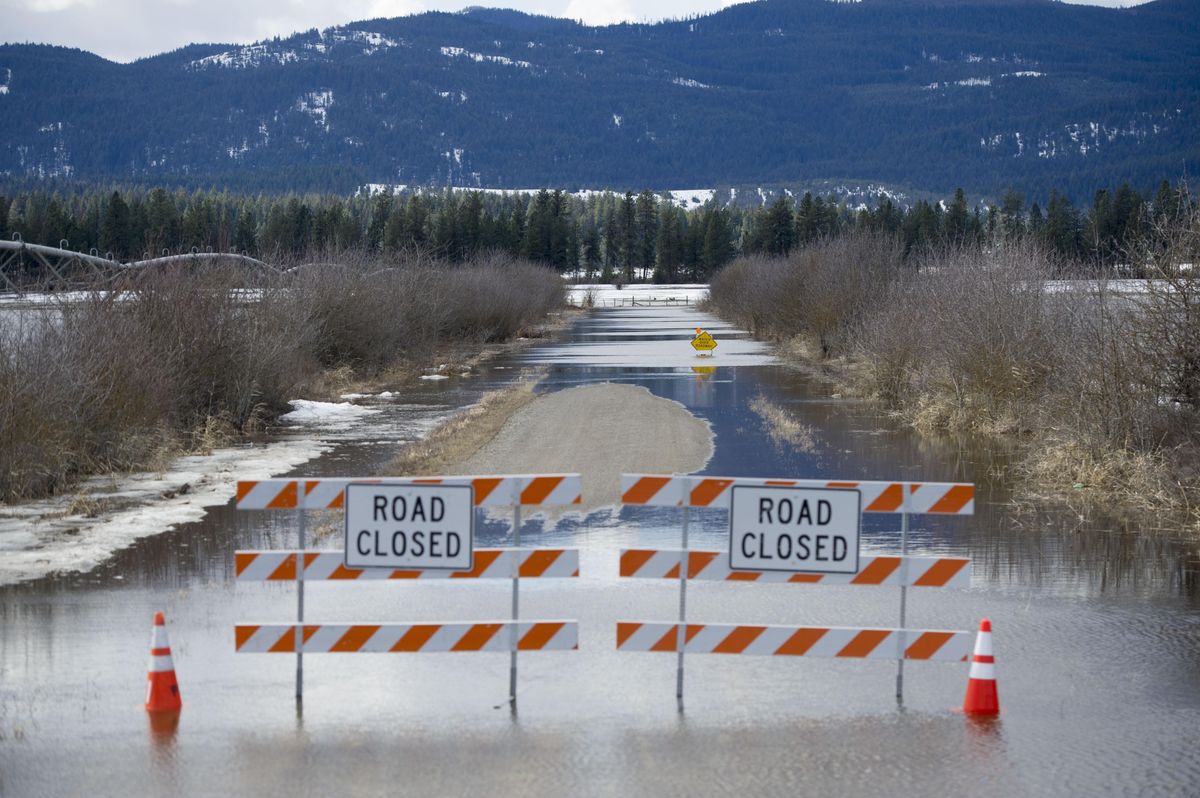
[237,474,582,510]
[617,623,972,661]
[619,549,970,587]
[618,472,977,707]
[236,548,580,581]
[621,474,974,514]
[236,621,578,653]
[234,473,583,706]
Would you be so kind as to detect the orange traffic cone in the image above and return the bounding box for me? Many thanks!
[963,618,999,716]
[145,611,182,713]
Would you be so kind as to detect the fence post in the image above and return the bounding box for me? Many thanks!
[509,482,522,706]
[895,486,910,705]
[296,506,305,706]
[676,476,691,707]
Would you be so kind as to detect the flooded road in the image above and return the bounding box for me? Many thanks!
[2,306,1199,797]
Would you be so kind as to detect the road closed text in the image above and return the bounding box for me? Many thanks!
[728,485,861,574]
[344,483,474,571]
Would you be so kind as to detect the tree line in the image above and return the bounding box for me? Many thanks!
[1,180,1192,281]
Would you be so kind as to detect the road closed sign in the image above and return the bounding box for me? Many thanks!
[728,485,861,574]
[344,483,474,571]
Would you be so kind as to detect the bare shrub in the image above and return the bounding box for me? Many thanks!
[709,231,902,356]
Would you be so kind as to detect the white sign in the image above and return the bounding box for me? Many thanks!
[344,483,474,571]
[728,485,861,574]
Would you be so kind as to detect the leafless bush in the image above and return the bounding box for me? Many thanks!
[0,249,563,502]
[709,231,902,356]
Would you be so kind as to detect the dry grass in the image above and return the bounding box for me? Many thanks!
[749,395,817,453]
[386,376,543,476]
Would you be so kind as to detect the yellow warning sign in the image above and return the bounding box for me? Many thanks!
[691,330,718,352]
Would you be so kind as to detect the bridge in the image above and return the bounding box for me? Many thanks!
[0,235,276,294]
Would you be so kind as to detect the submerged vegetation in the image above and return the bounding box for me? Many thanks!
[0,252,563,502]
[709,195,1200,523]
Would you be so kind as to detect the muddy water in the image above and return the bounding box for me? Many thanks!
[2,306,1199,797]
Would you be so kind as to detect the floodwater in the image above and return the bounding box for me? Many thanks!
[2,306,1199,797]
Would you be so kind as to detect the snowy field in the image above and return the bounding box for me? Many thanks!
[566,283,709,307]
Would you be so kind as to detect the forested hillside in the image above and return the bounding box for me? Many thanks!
[0,0,1196,199]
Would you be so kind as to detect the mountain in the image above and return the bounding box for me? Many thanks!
[1,0,1197,200]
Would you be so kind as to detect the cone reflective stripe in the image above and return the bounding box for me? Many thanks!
[619,474,974,514]
[619,549,971,588]
[145,611,182,712]
[963,618,1000,715]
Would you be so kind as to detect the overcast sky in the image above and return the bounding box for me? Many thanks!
[2,0,1153,63]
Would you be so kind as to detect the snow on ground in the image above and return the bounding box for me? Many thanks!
[278,399,381,429]
[0,439,327,586]
[566,283,709,306]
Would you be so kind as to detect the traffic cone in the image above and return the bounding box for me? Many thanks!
[963,618,999,716]
[145,611,182,713]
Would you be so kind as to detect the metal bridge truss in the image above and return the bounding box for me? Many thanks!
[0,237,275,294]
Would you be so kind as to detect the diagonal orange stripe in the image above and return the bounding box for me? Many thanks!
[928,485,974,514]
[621,476,672,505]
[687,551,719,578]
[235,625,259,650]
[663,562,681,579]
[912,558,968,587]
[865,483,903,512]
[650,626,682,652]
[904,631,955,660]
[787,573,823,583]
[452,549,502,578]
[301,626,320,644]
[520,476,564,505]
[235,552,254,577]
[328,491,345,509]
[620,549,657,577]
[330,625,380,652]
[690,479,734,507]
[775,627,827,656]
[236,481,256,504]
[267,627,295,653]
[765,480,797,486]
[266,554,296,581]
[390,625,440,652]
[452,623,503,651]
[471,477,504,505]
[266,482,298,509]
[850,557,901,585]
[616,622,642,649]
[713,626,765,654]
[684,624,705,643]
[837,629,892,657]
[518,622,565,650]
[728,571,762,581]
[826,481,859,489]
[519,550,562,577]
[327,564,362,580]
[388,570,422,579]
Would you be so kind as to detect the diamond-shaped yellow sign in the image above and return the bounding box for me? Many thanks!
[691,331,717,351]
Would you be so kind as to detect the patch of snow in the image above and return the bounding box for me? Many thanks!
[612,114,623,127]
[1004,71,1044,78]
[420,374,450,381]
[0,69,10,95]
[440,46,532,69]
[0,438,328,586]
[955,78,991,87]
[295,89,334,132]
[189,44,300,70]
[672,77,711,89]
[279,399,380,429]
[666,189,715,209]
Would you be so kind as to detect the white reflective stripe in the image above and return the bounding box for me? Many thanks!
[237,552,290,579]
[147,654,175,672]
[238,625,291,652]
[239,480,291,509]
[301,624,348,652]
[969,661,996,680]
[973,632,994,657]
[151,626,170,649]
